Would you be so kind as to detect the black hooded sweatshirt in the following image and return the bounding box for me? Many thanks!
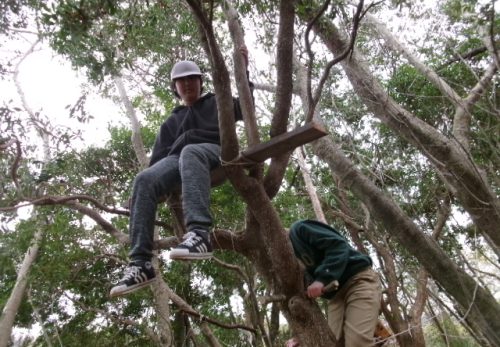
[149,92,244,166]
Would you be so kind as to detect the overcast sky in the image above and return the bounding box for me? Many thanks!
[1,31,121,150]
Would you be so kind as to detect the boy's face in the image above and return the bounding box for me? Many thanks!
[175,75,202,106]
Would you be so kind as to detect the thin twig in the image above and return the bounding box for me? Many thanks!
[306,1,380,122]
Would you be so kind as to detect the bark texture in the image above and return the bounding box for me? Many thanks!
[0,230,43,347]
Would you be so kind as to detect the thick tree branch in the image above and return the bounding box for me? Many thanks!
[440,46,487,68]
[452,35,498,149]
[64,200,129,244]
[305,7,500,250]
[483,4,500,70]
[113,75,148,169]
[187,1,304,315]
[260,0,296,200]
[186,0,241,163]
[13,39,53,161]
[0,194,182,248]
[270,0,295,137]
[223,1,259,147]
[367,16,497,153]
[200,321,223,347]
[294,147,326,223]
[305,0,331,111]
[365,13,468,114]
[0,229,43,347]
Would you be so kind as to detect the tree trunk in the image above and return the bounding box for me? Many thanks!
[114,75,149,169]
[151,242,174,346]
[295,147,327,223]
[0,229,43,347]
[1,40,51,347]
[186,1,338,345]
[115,66,173,345]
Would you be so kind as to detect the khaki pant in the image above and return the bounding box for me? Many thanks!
[327,268,382,347]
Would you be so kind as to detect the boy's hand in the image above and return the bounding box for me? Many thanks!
[306,281,325,298]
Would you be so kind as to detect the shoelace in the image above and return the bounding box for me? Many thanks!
[120,265,141,281]
[181,232,201,247]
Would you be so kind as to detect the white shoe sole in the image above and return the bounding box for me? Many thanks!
[109,277,156,298]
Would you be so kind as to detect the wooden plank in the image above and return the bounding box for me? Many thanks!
[238,121,328,163]
[211,121,328,186]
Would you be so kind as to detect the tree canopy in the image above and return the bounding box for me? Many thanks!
[1,1,499,346]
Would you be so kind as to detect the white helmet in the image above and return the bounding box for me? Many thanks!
[170,60,202,80]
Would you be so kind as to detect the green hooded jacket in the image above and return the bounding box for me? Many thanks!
[289,219,372,299]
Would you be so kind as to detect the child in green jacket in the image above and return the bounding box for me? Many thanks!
[289,219,382,347]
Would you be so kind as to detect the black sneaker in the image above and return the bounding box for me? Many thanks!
[109,261,156,297]
[170,230,213,260]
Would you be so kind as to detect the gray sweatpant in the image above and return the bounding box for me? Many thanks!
[128,143,221,262]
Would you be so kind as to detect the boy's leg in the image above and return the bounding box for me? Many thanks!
[110,156,181,297]
[342,268,382,347]
[170,143,221,260]
[128,155,181,261]
[328,295,346,345]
